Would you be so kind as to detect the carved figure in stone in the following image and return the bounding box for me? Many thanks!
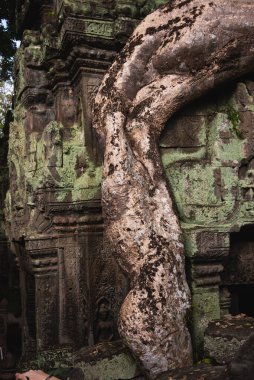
[43,121,63,168]
[239,157,254,202]
[94,297,114,343]
[93,0,254,377]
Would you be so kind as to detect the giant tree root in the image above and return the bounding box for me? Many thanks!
[93,1,254,377]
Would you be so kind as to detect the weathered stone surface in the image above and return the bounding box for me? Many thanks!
[157,364,228,380]
[74,341,140,380]
[93,0,254,377]
[0,112,22,368]
[191,288,221,360]
[9,0,150,362]
[204,315,254,364]
[20,341,140,380]
[7,0,254,377]
[228,332,254,380]
[164,79,254,357]
[8,0,180,370]
[149,332,254,379]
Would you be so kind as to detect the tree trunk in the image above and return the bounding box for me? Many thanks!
[93,1,254,377]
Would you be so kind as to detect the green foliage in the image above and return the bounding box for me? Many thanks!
[0,0,17,80]
[0,0,15,129]
[0,80,13,136]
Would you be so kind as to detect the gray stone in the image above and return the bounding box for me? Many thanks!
[204,315,254,364]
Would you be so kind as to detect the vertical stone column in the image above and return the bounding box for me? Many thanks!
[185,230,229,359]
[28,249,59,351]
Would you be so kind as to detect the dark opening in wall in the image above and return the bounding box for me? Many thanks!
[7,320,22,359]
[0,255,22,362]
[226,226,254,286]
[221,225,254,318]
[229,284,254,318]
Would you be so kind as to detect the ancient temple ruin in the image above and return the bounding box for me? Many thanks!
[1,0,254,379]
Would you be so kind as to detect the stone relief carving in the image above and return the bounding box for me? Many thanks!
[94,297,114,344]
[239,156,254,215]
[86,85,99,110]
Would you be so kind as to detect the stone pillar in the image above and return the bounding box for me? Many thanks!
[30,249,59,351]
[185,230,229,359]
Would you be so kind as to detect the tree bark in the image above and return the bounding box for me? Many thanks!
[93,1,254,377]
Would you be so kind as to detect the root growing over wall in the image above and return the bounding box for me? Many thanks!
[93,1,254,377]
